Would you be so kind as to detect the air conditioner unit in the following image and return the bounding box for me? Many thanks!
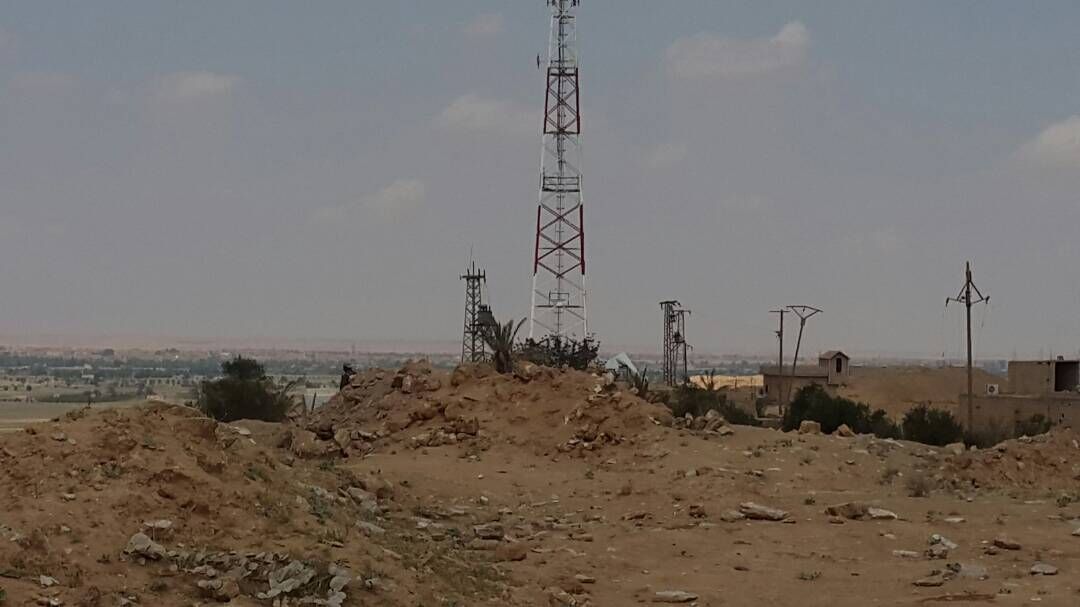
[986,384,1000,396]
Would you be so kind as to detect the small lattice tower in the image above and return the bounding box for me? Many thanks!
[461,261,487,363]
[661,300,691,386]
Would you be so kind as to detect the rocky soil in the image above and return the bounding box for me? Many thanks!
[1,361,1078,606]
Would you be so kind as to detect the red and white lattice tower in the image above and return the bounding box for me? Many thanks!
[530,0,587,340]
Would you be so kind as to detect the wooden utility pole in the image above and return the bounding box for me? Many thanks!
[770,309,788,412]
[947,262,988,432]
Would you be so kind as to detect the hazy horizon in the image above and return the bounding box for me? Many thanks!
[3,2,1080,360]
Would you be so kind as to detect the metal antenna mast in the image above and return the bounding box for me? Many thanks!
[661,300,690,386]
[530,0,587,340]
[946,261,988,431]
[460,260,487,363]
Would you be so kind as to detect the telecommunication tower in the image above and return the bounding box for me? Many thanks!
[661,300,691,386]
[530,0,587,340]
[460,261,487,363]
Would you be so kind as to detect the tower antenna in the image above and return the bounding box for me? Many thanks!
[529,0,587,340]
[946,261,989,431]
[661,301,691,386]
[460,260,488,363]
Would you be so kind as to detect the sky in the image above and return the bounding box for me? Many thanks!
[2,1,1080,359]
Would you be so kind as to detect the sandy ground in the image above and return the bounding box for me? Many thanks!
[0,363,1076,606]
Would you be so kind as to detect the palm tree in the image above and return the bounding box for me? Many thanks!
[483,317,526,374]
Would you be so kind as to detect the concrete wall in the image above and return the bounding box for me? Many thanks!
[968,393,1080,433]
[1008,361,1055,395]
[762,374,833,405]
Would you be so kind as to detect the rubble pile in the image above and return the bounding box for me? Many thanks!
[306,361,674,458]
[0,403,511,605]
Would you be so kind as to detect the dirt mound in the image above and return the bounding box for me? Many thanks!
[0,403,524,606]
[942,430,1080,494]
[307,361,675,458]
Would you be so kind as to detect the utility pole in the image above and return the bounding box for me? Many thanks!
[770,308,788,410]
[661,301,691,386]
[530,0,587,341]
[786,305,822,408]
[946,261,988,432]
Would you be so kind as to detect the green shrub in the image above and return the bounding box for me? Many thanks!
[197,356,296,422]
[901,405,963,446]
[518,334,600,370]
[964,418,1010,448]
[668,384,760,426]
[1014,414,1053,437]
[782,385,899,438]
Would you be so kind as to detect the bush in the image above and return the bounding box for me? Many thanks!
[518,335,599,370]
[782,385,900,438]
[964,418,1010,449]
[900,405,964,446]
[1014,414,1053,437]
[197,356,296,422]
[668,384,760,426]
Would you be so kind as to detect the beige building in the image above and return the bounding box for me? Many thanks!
[761,350,850,405]
[968,358,1080,432]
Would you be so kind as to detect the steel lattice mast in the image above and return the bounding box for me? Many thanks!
[460,261,487,363]
[661,300,690,386]
[530,0,587,340]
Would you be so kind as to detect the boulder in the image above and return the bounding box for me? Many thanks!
[798,420,822,435]
[835,424,855,438]
[1031,562,1059,576]
[125,532,166,560]
[653,590,699,603]
[738,502,788,521]
[495,542,529,562]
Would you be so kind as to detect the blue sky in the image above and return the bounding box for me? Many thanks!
[2,1,1080,358]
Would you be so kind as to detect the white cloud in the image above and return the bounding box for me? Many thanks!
[436,94,536,137]
[666,21,810,80]
[1017,115,1080,168]
[364,178,425,213]
[463,13,504,37]
[150,71,240,103]
[645,142,688,169]
[311,179,426,225]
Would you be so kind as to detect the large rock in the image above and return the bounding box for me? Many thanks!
[798,420,822,435]
[825,502,869,520]
[474,523,505,540]
[495,542,529,562]
[1031,562,1058,576]
[653,590,699,603]
[197,578,241,601]
[738,502,788,521]
[835,423,855,438]
[993,536,1021,550]
[945,442,966,456]
[125,532,166,560]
